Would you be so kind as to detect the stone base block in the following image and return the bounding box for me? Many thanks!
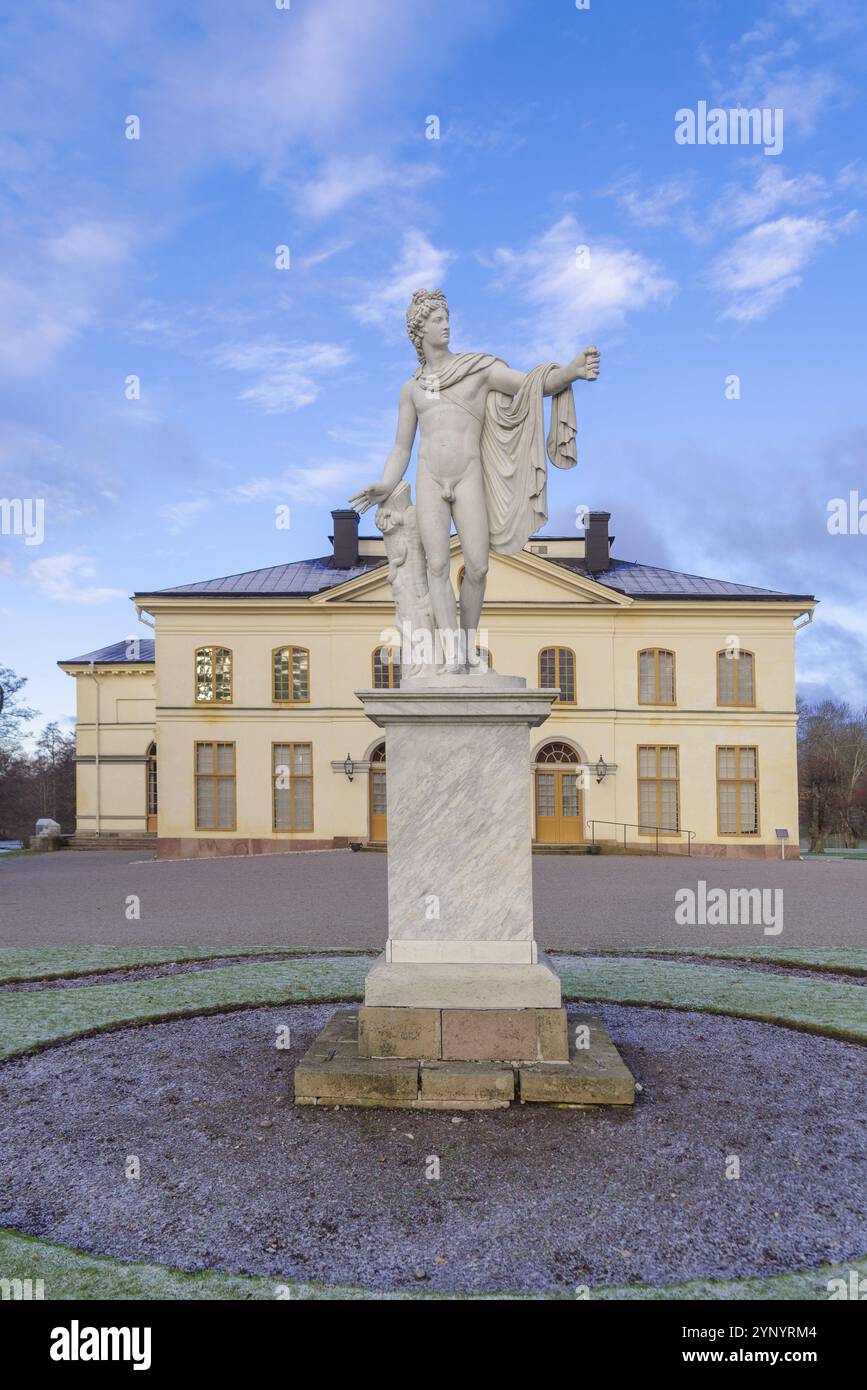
[363,951,562,1009]
[294,1008,635,1110]
[441,1007,569,1062]
[358,1005,569,1061]
[358,1006,442,1059]
[420,1061,514,1107]
[519,1012,635,1106]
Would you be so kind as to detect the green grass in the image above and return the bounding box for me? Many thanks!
[556,957,867,1045]
[0,944,376,985]
[1,1229,862,1302]
[1,954,864,1061]
[0,956,370,1059]
[551,945,867,976]
[3,942,863,986]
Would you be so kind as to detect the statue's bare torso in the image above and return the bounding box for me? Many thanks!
[349,295,599,669]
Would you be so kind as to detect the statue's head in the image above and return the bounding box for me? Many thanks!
[406,288,449,366]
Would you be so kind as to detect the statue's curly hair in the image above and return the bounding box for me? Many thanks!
[406,288,448,366]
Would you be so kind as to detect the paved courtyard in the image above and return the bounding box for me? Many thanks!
[0,848,863,948]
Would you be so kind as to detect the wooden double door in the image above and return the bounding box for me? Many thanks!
[535,743,584,844]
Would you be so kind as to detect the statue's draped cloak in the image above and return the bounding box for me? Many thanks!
[413,353,577,556]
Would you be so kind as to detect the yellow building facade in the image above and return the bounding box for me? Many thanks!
[59,511,815,858]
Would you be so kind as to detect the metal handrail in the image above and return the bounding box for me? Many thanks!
[586,819,696,856]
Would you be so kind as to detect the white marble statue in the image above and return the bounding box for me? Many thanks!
[349,288,600,672]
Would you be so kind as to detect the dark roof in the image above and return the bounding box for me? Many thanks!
[132,550,813,604]
[58,639,155,666]
[549,556,814,602]
[135,555,386,599]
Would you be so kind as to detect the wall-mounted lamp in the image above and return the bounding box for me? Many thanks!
[595,754,609,784]
[343,754,355,783]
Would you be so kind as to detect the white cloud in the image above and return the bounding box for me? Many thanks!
[711,211,856,321]
[710,165,829,231]
[229,460,361,506]
[490,215,675,359]
[212,341,351,414]
[0,218,134,375]
[28,554,127,604]
[299,156,439,220]
[150,0,498,183]
[158,499,212,534]
[354,230,455,325]
[608,176,695,228]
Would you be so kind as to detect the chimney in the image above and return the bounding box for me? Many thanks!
[585,511,612,572]
[331,509,360,568]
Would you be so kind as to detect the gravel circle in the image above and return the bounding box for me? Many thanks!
[0,1002,864,1294]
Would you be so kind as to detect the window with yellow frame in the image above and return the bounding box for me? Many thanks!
[272,646,310,704]
[195,647,232,703]
[539,647,576,704]
[717,746,759,835]
[194,742,236,829]
[372,645,401,689]
[272,742,313,832]
[637,745,680,832]
[717,649,755,706]
[638,649,675,705]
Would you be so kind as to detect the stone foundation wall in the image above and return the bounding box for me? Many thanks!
[155,836,350,859]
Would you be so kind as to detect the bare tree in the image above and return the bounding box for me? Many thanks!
[798,699,867,852]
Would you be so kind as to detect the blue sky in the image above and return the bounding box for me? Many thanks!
[1,0,865,733]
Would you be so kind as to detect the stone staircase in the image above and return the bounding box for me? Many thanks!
[66,834,158,852]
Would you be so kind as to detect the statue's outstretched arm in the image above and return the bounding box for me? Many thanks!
[348,382,418,514]
[544,347,600,395]
[486,362,528,396]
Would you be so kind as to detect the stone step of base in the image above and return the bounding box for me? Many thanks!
[294,1007,636,1110]
[67,836,157,851]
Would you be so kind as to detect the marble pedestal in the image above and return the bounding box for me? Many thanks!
[292,668,637,1108]
[357,670,559,1009]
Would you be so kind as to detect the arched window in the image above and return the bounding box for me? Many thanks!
[717,649,755,706]
[535,741,580,764]
[539,647,576,704]
[273,646,310,704]
[372,645,400,689]
[638,649,675,705]
[195,646,232,703]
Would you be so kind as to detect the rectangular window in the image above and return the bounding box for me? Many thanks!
[717,746,759,835]
[273,742,313,832]
[195,742,236,830]
[637,745,680,832]
[638,650,675,704]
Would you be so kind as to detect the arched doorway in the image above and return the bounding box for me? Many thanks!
[146,742,158,833]
[534,741,583,844]
[368,742,387,842]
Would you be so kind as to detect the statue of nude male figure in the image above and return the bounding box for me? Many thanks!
[350,289,600,670]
